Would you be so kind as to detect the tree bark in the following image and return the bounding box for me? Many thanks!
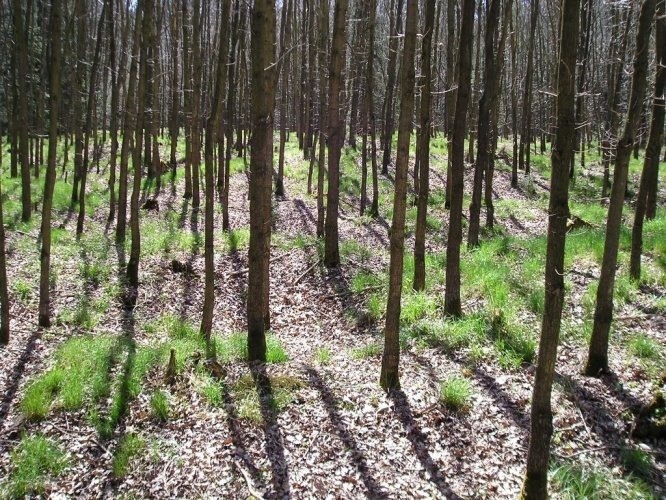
[521,0,579,496]
[468,0,501,247]
[38,0,63,328]
[519,0,539,177]
[201,0,231,347]
[323,0,348,269]
[413,0,435,292]
[630,0,666,280]
[444,0,475,317]
[12,0,32,221]
[316,0,330,237]
[77,1,107,237]
[380,0,404,173]
[585,0,656,377]
[380,0,417,391]
[247,0,276,361]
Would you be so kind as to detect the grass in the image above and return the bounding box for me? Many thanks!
[314,347,332,365]
[21,334,159,437]
[351,342,382,359]
[112,434,145,478]
[439,376,473,412]
[551,461,654,500]
[1,434,69,498]
[628,334,661,360]
[150,391,170,422]
[233,374,305,424]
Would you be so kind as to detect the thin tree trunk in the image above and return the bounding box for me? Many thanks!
[201,0,231,347]
[413,0,435,292]
[519,0,539,176]
[126,0,148,298]
[380,0,404,173]
[247,0,277,361]
[444,0,475,317]
[380,0,417,392]
[316,0,329,237]
[323,0,349,269]
[585,0,656,376]
[12,0,32,221]
[77,1,107,236]
[0,143,9,344]
[521,0,580,496]
[468,0,501,247]
[38,0,63,328]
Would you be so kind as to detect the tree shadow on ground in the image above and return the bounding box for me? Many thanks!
[555,372,666,492]
[250,363,291,497]
[221,380,266,495]
[388,389,462,499]
[303,365,387,498]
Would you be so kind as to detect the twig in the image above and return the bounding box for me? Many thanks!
[293,259,320,286]
[578,407,592,440]
[233,461,266,500]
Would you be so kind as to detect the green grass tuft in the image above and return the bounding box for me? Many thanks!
[112,434,145,478]
[439,376,473,412]
[1,434,69,498]
[351,342,382,359]
[150,390,170,422]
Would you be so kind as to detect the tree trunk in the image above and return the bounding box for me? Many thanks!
[585,0,656,377]
[380,0,417,392]
[116,2,143,245]
[201,0,231,347]
[631,1,666,280]
[77,1,107,237]
[127,0,149,299]
[380,0,404,173]
[444,0,456,207]
[521,0,579,496]
[182,0,194,199]
[276,0,293,198]
[444,0,475,317]
[38,0,63,328]
[12,0,32,221]
[316,0,329,237]
[413,0,435,292]
[468,0,500,247]
[247,0,276,361]
[323,0,348,269]
[519,0,539,177]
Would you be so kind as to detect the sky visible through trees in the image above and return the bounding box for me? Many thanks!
[0,0,665,497]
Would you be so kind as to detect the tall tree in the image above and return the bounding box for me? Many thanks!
[468,0,500,247]
[380,0,404,173]
[77,1,107,236]
[585,0,656,376]
[413,0,435,291]
[116,0,143,244]
[444,0,475,317]
[12,0,31,221]
[70,0,86,206]
[38,0,63,328]
[126,0,149,300]
[247,0,277,361]
[380,0,417,391]
[323,0,348,269]
[316,0,330,237]
[276,0,292,198]
[630,0,665,281]
[521,0,579,496]
[201,0,231,346]
[444,0,456,207]
[518,0,539,176]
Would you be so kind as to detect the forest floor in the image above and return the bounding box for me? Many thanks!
[0,135,665,499]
